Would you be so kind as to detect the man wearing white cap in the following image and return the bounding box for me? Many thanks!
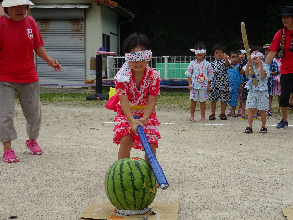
[0,0,62,163]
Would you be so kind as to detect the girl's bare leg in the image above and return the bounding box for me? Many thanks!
[221,102,227,114]
[259,110,266,128]
[190,100,196,120]
[241,101,246,117]
[232,106,236,114]
[269,95,273,111]
[118,135,133,160]
[248,108,255,128]
[200,101,206,119]
[211,101,216,114]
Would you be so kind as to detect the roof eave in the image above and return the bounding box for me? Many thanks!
[94,0,135,20]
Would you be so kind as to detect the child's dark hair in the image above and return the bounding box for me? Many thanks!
[250,46,264,54]
[194,42,206,50]
[122,32,151,54]
[212,44,225,53]
[230,51,239,57]
[239,49,247,59]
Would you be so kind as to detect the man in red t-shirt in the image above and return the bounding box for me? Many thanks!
[0,0,62,163]
[265,6,293,129]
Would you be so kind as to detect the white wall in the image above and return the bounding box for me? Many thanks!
[101,5,118,53]
[30,0,118,80]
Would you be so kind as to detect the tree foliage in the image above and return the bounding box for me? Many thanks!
[118,0,292,56]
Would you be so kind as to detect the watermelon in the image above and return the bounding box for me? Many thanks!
[105,157,157,210]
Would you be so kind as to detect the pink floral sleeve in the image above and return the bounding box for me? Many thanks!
[148,70,161,96]
[115,80,128,96]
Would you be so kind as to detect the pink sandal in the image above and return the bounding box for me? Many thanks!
[25,140,42,155]
[3,149,19,163]
[188,118,194,122]
[201,118,207,121]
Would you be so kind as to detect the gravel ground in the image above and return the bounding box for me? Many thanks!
[0,103,292,220]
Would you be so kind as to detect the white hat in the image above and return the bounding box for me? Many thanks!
[2,0,34,7]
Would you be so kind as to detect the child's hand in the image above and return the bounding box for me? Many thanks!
[130,119,144,134]
[207,85,210,93]
[137,117,147,127]
[247,61,252,68]
[256,57,263,65]
[224,53,229,60]
[188,85,192,91]
[213,71,216,75]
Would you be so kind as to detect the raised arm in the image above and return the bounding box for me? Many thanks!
[265,51,277,65]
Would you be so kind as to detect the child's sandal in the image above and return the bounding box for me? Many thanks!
[239,116,246,120]
[253,116,259,120]
[188,118,194,122]
[259,127,267,133]
[244,127,253,133]
[219,114,227,120]
[232,112,238,117]
[209,114,216,120]
[201,118,207,121]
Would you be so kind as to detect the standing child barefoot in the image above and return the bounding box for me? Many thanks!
[106,32,161,163]
[185,43,212,122]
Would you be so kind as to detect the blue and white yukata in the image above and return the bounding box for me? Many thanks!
[238,59,248,101]
[227,64,243,106]
[263,58,279,96]
[185,59,212,102]
[245,63,270,110]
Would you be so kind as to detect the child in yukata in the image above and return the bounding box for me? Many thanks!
[238,50,248,120]
[105,32,161,163]
[273,56,282,110]
[227,51,243,117]
[209,44,230,120]
[185,43,212,122]
[263,44,279,116]
[244,47,270,133]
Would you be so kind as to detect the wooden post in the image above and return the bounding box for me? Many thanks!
[241,22,258,87]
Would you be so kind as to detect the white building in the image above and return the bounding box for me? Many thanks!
[29,0,134,85]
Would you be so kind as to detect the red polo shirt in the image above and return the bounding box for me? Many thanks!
[0,15,44,83]
[269,27,293,75]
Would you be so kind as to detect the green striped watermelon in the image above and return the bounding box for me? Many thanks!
[105,157,157,210]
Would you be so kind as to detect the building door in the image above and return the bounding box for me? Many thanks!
[36,20,86,85]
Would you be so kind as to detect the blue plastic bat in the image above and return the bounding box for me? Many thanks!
[134,116,169,190]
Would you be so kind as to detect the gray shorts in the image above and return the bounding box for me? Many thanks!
[0,82,42,142]
[246,90,269,110]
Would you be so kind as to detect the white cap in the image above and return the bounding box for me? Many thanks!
[2,0,34,7]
